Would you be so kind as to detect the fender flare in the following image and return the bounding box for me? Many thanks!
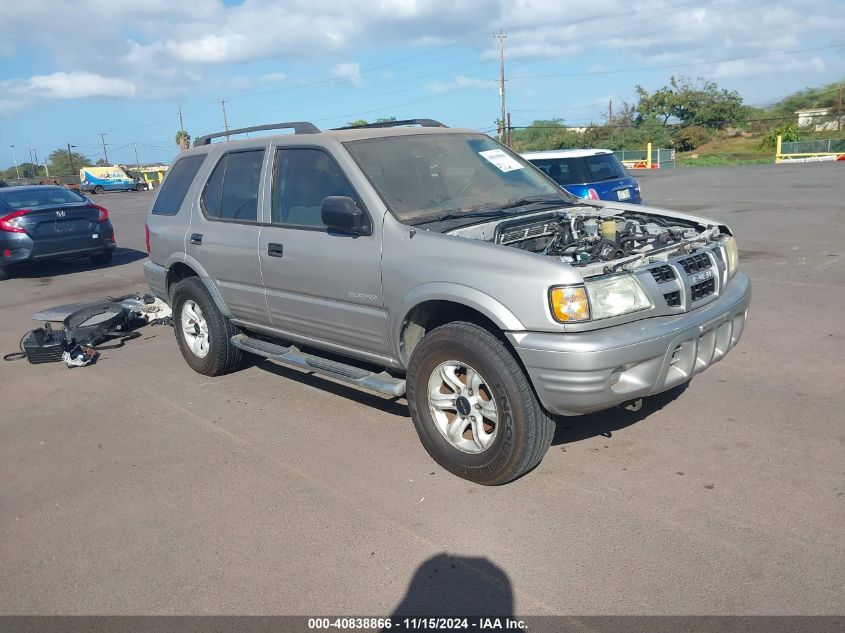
[164,252,233,318]
[391,282,525,361]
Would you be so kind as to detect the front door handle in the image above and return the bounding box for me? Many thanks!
[268,243,284,257]
[190,233,203,245]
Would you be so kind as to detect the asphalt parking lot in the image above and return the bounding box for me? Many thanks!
[1,164,843,616]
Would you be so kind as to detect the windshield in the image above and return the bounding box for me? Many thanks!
[343,133,572,223]
[0,187,87,209]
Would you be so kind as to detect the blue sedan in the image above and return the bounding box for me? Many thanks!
[522,149,642,204]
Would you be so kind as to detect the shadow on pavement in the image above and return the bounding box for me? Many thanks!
[255,359,410,419]
[388,554,513,617]
[6,247,147,279]
[552,382,689,445]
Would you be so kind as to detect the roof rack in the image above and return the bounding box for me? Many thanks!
[332,118,447,131]
[195,121,320,146]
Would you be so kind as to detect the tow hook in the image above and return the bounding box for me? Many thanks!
[620,398,643,412]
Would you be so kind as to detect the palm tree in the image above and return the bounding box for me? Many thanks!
[175,130,191,150]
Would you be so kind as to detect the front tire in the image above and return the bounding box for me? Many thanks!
[171,277,243,376]
[406,321,555,485]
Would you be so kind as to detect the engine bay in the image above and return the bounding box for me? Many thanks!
[447,206,727,276]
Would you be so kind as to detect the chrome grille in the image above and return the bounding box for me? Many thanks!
[690,278,716,301]
[650,265,676,284]
[678,252,711,274]
[663,290,681,307]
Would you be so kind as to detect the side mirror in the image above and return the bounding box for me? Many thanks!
[321,196,371,236]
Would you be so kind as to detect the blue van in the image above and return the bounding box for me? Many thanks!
[522,149,642,204]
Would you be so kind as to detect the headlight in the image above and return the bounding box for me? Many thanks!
[549,286,590,322]
[550,275,652,323]
[724,236,738,277]
[586,275,652,320]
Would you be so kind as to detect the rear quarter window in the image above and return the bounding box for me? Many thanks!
[151,155,207,216]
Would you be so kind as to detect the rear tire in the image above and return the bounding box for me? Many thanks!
[89,251,113,266]
[93,185,104,194]
[0,265,9,281]
[406,321,555,485]
[171,277,243,376]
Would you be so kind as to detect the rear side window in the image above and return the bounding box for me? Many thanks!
[151,155,206,216]
[201,150,265,222]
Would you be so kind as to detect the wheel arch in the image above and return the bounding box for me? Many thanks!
[396,284,525,367]
[164,253,233,318]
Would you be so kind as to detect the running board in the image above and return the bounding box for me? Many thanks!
[230,334,406,397]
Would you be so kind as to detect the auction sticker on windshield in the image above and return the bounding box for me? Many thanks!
[479,149,524,172]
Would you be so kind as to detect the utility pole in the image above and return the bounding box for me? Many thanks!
[67,143,76,176]
[837,84,842,133]
[507,112,512,147]
[99,133,109,164]
[10,145,20,179]
[219,98,230,141]
[131,142,141,171]
[32,147,43,176]
[607,100,613,126]
[496,30,508,146]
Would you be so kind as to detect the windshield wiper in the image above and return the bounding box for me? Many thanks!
[497,195,573,211]
[409,208,508,225]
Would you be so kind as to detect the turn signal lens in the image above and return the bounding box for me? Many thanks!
[724,236,738,277]
[550,286,590,322]
[586,188,600,200]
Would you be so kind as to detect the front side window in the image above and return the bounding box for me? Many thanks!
[201,150,265,222]
[271,148,359,227]
[344,133,571,224]
[151,155,206,216]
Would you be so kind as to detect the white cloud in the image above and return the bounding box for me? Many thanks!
[260,72,287,83]
[426,75,495,94]
[332,62,363,88]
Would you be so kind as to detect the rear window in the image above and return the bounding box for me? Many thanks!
[151,155,206,216]
[584,154,626,181]
[0,187,87,209]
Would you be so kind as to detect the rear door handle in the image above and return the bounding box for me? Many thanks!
[190,233,203,245]
[268,243,284,257]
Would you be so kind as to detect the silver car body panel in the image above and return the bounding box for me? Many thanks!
[145,127,750,416]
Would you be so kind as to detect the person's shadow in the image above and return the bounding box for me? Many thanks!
[387,554,513,618]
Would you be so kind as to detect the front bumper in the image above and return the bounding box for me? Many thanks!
[508,271,751,416]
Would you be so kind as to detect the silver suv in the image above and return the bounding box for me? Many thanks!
[144,119,751,485]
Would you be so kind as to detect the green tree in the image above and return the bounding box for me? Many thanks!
[636,76,744,129]
[95,158,109,167]
[3,162,38,179]
[47,148,93,176]
[175,130,191,150]
[346,119,369,127]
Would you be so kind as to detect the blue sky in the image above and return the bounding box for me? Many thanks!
[1,0,843,169]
